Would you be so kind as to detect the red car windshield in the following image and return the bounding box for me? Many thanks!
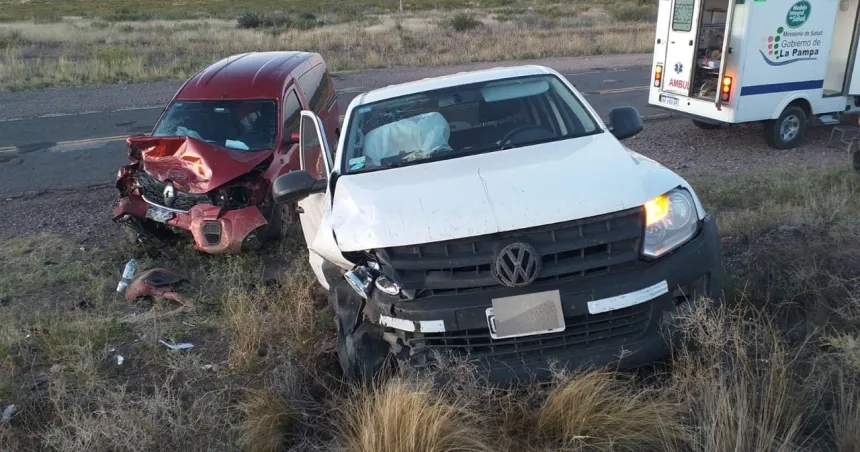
[152,99,278,152]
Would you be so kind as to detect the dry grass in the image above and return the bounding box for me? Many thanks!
[335,378,494,452]
[0,2,656,92]
[0,0,655,23]
[5,163,860,450]
[236,360,317,452]
[669,301,818,451]
[533,371,687,451]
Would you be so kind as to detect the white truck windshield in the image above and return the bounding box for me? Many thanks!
[341,74,601,174]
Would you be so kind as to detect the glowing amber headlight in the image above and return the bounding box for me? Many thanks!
[642,188,699,258]
[645,194,670,226]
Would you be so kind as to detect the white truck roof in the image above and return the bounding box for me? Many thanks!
[352,65,556,106]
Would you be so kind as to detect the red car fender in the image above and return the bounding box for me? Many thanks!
[113,194,149,219]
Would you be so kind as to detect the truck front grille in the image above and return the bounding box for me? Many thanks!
[381,207,645,297]
[405,299,653,368]
[138,171,212,212]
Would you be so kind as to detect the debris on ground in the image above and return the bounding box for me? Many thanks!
[159,340,194,351]
[124,267,190,307]
[116,258,137,293]
[1,405,17,424]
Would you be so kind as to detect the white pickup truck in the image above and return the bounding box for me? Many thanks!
[273,65,723,383]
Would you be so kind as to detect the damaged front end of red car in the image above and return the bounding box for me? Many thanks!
[112,135,282,255]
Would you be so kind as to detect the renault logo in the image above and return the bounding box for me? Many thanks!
[162,181,176,207]
[492,242,542,287]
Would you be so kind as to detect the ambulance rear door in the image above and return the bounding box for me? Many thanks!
[662,0,703,97]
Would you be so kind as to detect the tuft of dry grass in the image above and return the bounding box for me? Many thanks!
[335,378,494,452]
[222,243,331,372]
[826,333,860,372]
[0,5,655,92]
[235,358,321,451]
[237,389,293,452]
[38,372,237,451]
[669,300,819,452]
[533,371,687,451]
[831,373,860,452]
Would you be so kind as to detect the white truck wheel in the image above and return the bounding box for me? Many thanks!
[763,105,807,150]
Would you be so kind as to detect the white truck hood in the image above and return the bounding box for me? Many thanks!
[330,131,701,252]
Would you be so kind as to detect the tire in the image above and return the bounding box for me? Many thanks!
[763,105,807,150]
[692,119,720,130]
[263,201,299,241]
[336,313,390,383]
[329,284,391,383]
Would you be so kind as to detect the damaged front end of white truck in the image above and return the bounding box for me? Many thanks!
[273,65,724,383]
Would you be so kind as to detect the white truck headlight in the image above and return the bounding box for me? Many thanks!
[642,188,699,258]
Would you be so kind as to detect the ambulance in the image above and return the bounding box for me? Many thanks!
[648,0,860,149]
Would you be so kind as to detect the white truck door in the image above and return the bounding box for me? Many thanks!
[849,48,860,95]
[297,111,353,289]
[662,0,703,97]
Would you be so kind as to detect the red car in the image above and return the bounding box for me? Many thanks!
[112,51,340,254]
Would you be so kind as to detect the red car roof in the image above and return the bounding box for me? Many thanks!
[175,51,320,101]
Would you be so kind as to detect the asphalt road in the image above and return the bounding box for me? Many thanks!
[0,54,661,194]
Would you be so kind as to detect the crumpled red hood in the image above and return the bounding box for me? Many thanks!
[127,135,273,194]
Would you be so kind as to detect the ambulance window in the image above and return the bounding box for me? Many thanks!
[672,0,695,32]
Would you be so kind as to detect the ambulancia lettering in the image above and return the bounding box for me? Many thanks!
[668,78,689,90]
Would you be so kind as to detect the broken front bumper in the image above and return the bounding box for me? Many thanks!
[365,214,723,383]
[112,194,268,254]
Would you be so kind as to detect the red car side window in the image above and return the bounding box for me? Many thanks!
[282,90,301,137]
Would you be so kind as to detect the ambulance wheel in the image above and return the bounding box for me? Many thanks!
[764,106,807,150]
[692,119,720,130]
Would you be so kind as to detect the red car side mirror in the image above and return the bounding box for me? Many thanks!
[281,131,301,150]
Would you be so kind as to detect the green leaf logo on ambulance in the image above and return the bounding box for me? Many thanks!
[786,0,811,29]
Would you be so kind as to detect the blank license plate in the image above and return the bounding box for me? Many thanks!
[659,94,679,106]
[145,205,174,223]
[486,290,565,340]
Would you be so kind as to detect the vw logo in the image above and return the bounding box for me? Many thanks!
[162,181,177,207]
[492,242,542,287]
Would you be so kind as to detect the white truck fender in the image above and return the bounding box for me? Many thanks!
[771,93,812,120]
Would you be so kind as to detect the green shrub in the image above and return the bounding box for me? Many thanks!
[450,13,481,32]
[101,8,153,21]
[236,11,320,30]
[237,12,265,29]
